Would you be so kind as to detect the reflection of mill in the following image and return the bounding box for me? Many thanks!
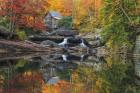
[0,52,105,86]
[37,52,105,84]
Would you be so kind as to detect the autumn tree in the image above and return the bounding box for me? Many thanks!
[48,0,102,30]
[8,71,44,93]
[72,0,102,30]
[48,0,72,16]
[0,0,50,32]
[100,0,140,51]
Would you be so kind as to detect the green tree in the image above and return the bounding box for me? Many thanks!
[100,0,140,51]
[58,16,72,29]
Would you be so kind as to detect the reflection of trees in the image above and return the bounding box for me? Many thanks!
[42,80,72,93]
[134,56,140,85]
[0,67,12,93]
[1,54,139,93]
[8,71,43,93]
[0,58,43,93]
[71,55,138,93]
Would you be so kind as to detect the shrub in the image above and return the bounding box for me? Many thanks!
[16,31,27,40]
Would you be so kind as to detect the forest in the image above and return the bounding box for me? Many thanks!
[0,0,140,93]
[0,0,139,52]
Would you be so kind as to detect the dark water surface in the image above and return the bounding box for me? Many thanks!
[0,52,140,93]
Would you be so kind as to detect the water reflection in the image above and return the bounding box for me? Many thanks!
[0,52,139,93]
[69,54,140,93]
[133,55,140,86]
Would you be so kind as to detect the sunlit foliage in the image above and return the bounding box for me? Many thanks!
[73,0,102,29]
[48,0,72,16]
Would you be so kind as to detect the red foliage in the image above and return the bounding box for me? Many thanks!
[0,0,50,31]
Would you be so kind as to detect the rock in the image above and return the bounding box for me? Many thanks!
[0,49,7,53]
[81,32,95,39]
[40,40,59,47]
[96,46,108,56]
[90,40,101,47]
[90,48,97,54]
[46,29,79,37]
[56,30,79,36]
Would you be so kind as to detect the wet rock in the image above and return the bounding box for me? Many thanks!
[96,46,108,56]
[90,40,101,47]
[41,40,59,47]
[89,48,97,54]
[42,29,79,37]
[82,29,102,39]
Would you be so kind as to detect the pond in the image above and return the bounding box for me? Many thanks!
[0,51,140,93]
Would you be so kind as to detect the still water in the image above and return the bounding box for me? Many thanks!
[0,51,140,93]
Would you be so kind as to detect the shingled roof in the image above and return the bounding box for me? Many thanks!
[49,11,63,19]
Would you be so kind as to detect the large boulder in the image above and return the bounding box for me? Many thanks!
[46,30,79,37]
[40,40,59,47]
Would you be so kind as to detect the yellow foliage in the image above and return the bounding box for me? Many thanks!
[0,75,4,84]
[106,57,113,67]
[48,0,72,16]
[24,71,32,76]
[95,78,102,89]
[48,0,103,29]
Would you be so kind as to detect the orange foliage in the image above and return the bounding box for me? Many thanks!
[0,0,103,31]
[48,0,72,16]
[72,0,102,27]
[8,71,44,93]
[4,71,97,93]
[42,80,71,93]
